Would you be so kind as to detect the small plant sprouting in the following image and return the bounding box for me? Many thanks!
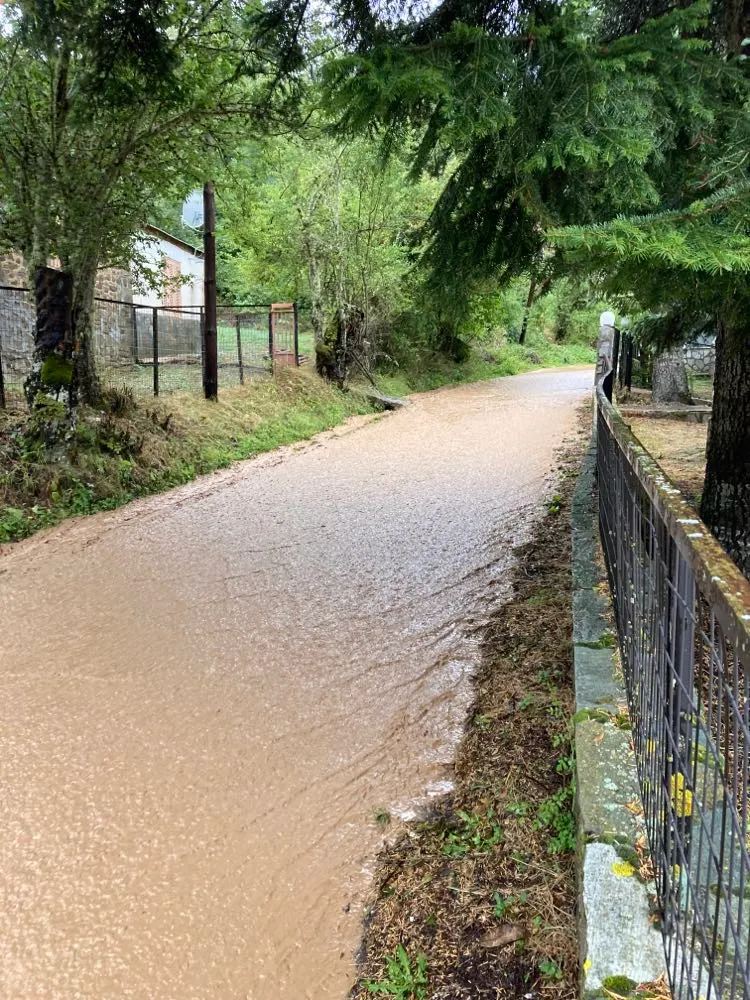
[474,714,491,731]
[363,945,428,998]
[538,957,564,981]
[547,494,563,514]
[535,786,576,854]
[374,808,392,830]
[492,890,529,919]
[506,799,530,818]
[517,694,534,711]
[440,809,503,857]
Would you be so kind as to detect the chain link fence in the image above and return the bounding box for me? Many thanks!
[597,386,750,999]
[0,287,300,409]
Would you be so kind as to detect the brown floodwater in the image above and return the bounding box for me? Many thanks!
[0,368,591,1000]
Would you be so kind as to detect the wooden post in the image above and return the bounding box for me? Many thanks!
[236,315,244,384]
[293,302,300,367]
[203,181,218,399]
[152,307,159,397]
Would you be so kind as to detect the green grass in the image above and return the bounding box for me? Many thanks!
[375,335,595,397]
[0,369,374,542]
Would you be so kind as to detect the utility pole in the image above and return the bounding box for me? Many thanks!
[203,181,218,400]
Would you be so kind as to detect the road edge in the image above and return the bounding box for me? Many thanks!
[571,440,667,997]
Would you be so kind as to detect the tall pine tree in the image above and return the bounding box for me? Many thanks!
[324,0,750,574]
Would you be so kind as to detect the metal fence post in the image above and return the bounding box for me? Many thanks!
[268,310,274,374]
[0,338,6,410]
[131,305,139,364]
[152,307,159,397]
[293,302,300,367]
[200,306,205,379]
[236,315,244,385]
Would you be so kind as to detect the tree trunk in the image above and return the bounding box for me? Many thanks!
[651,345,692,404]
[24,266,74,406]
[70,266,101,407]
[518,277,536,345]
[700,317,750,578]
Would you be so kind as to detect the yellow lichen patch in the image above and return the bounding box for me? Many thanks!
[670,773,693,818]
[611,861,635,877]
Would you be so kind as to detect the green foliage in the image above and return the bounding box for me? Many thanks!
[216,131,443,353]
[535,785,576,855]
[0,0,304,398]
[492,890,528,919]
[325,3,722,302]
[364,946,428,999]
[437,809,503,857]
[538,958,564,981]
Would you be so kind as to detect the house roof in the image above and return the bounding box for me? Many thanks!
[144,224,204,259]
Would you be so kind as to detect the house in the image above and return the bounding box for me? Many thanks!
[132,225,204,310]
[0,227,205,388]
[0,225,204,308]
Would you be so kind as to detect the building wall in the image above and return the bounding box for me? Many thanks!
[131,236,204,310]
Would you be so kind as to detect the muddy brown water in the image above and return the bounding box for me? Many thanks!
[0,369,591,1000]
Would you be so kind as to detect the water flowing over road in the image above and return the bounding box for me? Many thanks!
[0,368,591,1000]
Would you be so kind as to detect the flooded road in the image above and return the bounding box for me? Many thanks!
[0,368,591,1000]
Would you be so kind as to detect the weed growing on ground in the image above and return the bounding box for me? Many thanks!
[535,785,576,855]
[363,946,428,998]
[539,958,564,981]
[374,808,392,830]
[492,891,528,919]
[437,809,503,858]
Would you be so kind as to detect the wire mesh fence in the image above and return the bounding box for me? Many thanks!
[0,286,300,408]
[0,285,35,410]
[597,387,750,1000]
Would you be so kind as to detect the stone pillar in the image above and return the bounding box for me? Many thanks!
[597,311,618,403]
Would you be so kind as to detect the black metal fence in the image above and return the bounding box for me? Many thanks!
[597,387,750,999]
[0,286,300,409]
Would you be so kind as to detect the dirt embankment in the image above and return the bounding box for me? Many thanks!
[351,424,588,1000]
[0,368,374,542]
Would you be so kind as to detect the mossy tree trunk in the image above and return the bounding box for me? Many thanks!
[25,266,75,406]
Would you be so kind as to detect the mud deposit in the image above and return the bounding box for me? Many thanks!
[0,369,591,999]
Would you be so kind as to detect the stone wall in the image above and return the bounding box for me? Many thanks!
[0,252,133,302]
[683,341,715,377]
[0,254,135,386]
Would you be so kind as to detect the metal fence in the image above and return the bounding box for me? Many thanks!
[597,387,750,999]
[0,286,300,408]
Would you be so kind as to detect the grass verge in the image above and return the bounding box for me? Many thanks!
[376,337,595,397]
[352,422,588,1000]
[0,368,374,542]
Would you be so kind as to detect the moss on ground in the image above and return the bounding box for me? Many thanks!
[0,369,375,542]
